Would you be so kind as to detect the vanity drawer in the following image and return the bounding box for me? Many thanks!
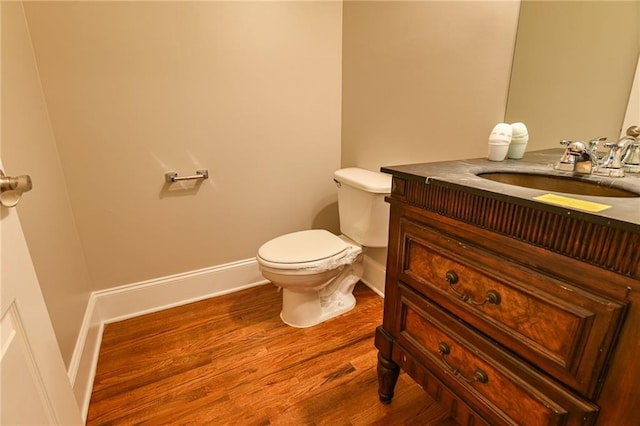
[393,284,598,426]
[397,218,626,397]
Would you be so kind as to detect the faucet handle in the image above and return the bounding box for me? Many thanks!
[567,140,587,153]
[560,139,573,147]
[589,137,606,156]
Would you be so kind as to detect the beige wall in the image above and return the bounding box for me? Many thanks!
[341,1,520,171]
[341,0,519,266]
[506,1,640,151]
[622,54,639,135]
[1,1,92,367]
[23,1,344,290]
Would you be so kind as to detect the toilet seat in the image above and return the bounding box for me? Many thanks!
[257,229,349,270]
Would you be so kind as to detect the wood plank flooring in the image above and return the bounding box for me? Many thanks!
[87,283,453,425]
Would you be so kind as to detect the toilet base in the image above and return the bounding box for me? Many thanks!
[280,289,356,328]
[279,257,362,328]
[264,248,364,328]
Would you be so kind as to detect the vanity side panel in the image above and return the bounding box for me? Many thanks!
[381,201,404,332]
[374,199,405,403]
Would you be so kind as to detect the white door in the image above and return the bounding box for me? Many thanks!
[0,174,83,422]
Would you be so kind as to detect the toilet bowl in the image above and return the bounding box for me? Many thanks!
[256,168,392,328]
[257,230,363,327]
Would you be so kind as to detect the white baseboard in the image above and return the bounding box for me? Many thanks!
[67,255,385,422]
[68,258,268,422]
[361,254,387,297]
[68,296,103,421]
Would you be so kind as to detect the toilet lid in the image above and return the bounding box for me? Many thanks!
[258,229,348,265]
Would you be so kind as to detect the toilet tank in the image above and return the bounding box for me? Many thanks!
[333,168,392,247]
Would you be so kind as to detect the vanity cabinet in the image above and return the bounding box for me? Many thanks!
[375,169,640,425]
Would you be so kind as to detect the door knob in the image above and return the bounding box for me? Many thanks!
[0,169,32,207]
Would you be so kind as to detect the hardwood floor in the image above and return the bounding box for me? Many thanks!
[87,283,453,425]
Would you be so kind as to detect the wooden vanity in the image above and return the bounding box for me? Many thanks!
[375,151,640,425]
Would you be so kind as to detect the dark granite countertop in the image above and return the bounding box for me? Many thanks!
[382,149,640,233]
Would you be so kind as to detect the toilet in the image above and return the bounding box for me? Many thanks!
[256,168,392,328]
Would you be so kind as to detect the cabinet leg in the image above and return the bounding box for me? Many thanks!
[377,351,400,404]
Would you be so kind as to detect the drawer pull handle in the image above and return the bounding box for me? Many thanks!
[445,270,502,306]
[437,342,489,384]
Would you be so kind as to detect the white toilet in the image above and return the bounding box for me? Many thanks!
[256,168,392,328]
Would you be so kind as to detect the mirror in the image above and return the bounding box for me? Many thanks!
[505,0,640,151]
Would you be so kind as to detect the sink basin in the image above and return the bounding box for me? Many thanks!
[476,172,639,198]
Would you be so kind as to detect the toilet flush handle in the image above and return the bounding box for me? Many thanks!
[333,178,341,188]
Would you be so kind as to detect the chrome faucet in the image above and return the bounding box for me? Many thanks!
[554,140,596,174]
[599,125,640,176]
[556,126,640,177]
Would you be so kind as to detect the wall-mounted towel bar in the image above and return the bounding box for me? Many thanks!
[165,169,209,183]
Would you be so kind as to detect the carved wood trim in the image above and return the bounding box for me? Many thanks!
[398,179,640,277]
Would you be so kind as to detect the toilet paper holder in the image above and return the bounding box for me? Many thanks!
[164,169,209,183]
